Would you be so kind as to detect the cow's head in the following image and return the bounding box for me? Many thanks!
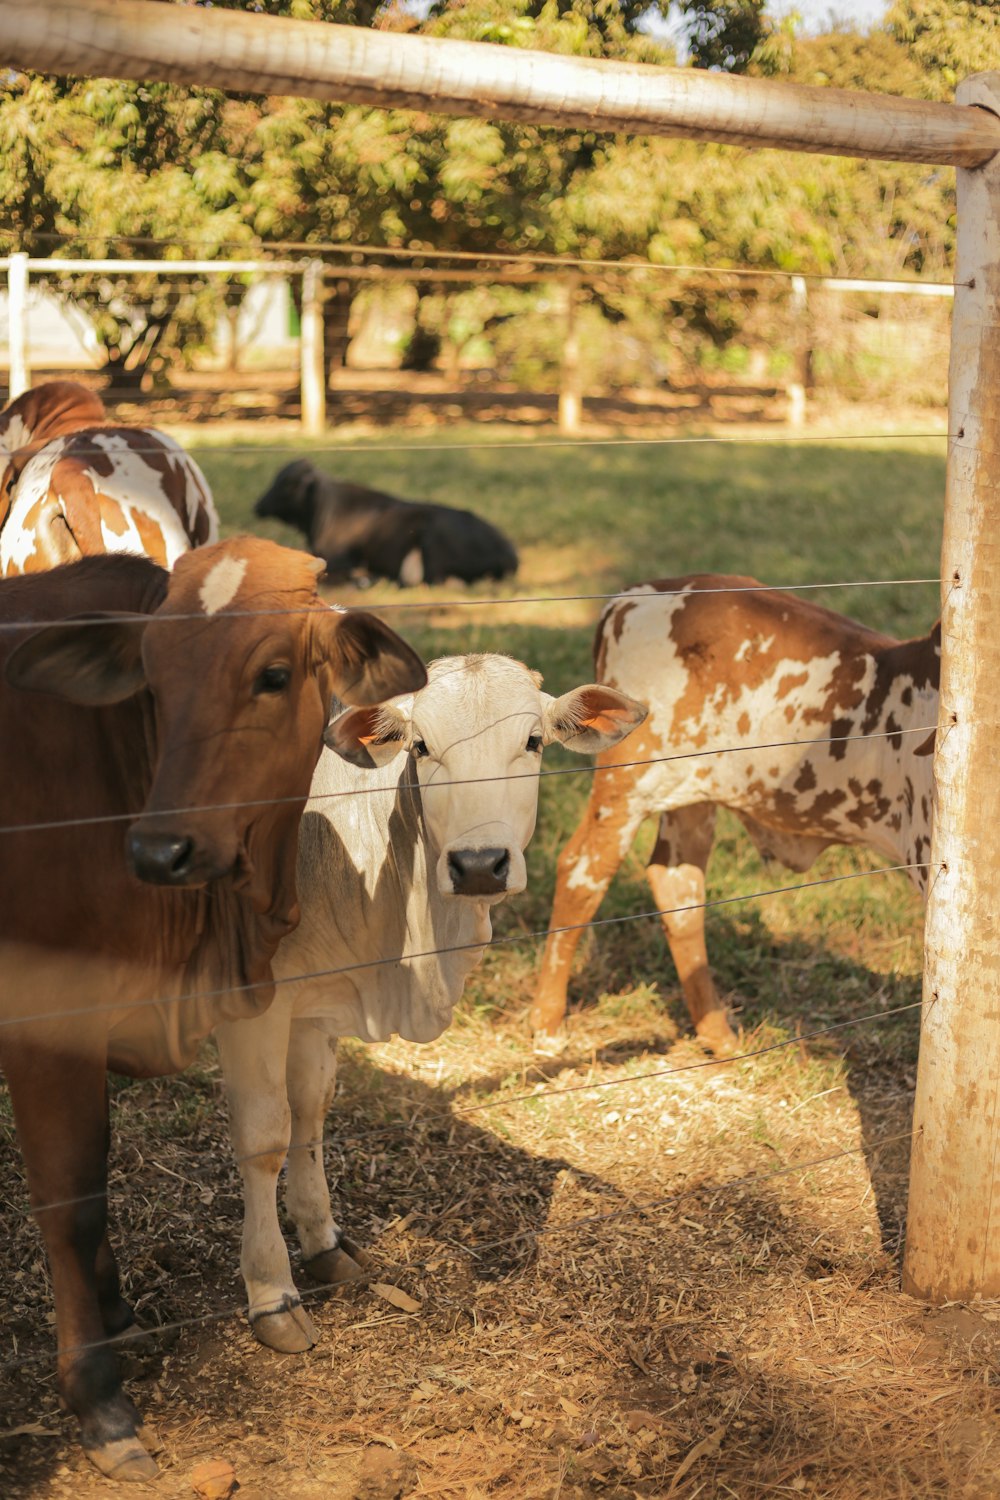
[254,459,320,536]
[6,536,427,891]
[326,654,647,902]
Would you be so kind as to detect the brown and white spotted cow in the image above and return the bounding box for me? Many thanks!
[0,380,218,575]
[531,575,940,1054]
[0,379,108,461]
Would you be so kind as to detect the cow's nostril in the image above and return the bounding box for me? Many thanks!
[129,832,197,886]
[447,846,511,897]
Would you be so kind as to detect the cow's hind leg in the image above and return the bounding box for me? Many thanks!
[216,1003,317,1354]
[646,805,736,1055]
[285,1018,367,1286]
[530,766,646,1041]
[5,1038,156,1481]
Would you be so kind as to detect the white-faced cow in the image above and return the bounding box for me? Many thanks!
[254,458,519,587]
[214,654,646,1353]
[0,380,218,576]
[0,537,425,1480]
[531,576,939,1054]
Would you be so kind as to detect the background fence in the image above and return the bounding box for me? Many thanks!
[2,250,955,435]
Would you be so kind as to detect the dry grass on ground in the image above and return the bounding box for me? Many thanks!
[3,974,1000,1500]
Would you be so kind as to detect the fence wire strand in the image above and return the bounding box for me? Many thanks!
[1,432,949,462]
[0,1127,914,1377]
[0,231,966,288]
[0,994,924,1224]
[0,720,939,838]
[0,860,932,1035]
[0,572,941,634]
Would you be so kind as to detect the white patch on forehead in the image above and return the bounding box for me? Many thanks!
[199,556,248,615]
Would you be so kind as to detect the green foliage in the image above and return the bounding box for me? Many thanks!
[0,0,964,383]
[887,0,1000,96]
[677,0,770,73]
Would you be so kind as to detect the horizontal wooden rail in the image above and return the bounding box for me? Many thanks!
[0,0,997,168]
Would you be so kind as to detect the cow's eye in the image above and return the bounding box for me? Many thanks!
[526,733,543,753]
[254,665,292,695]
[413,738,430,758]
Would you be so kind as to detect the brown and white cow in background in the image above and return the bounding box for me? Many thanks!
[530,575,939,1054]
[215,654,646,1354]
[1,537,426,1479]
[0,380,218,575]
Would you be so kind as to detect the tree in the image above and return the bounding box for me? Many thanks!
[676,0,770,73]
[887,1,1000,96]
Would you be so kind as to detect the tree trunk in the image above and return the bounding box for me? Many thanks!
[323,277,354,381]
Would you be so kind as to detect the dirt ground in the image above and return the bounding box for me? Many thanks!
[2,983,999,1500]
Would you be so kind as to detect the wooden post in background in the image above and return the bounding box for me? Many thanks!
[300,258,326,437]
[787,274,809,428]
[558,273,582,435]
[7,252,30,399]
[903,72,1000,1303]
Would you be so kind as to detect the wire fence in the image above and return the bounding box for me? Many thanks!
[0,236,946,1408]
[2,234,956,429]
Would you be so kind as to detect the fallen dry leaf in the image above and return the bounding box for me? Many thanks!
[667,1423,727,1494]
[371,1282,422,1314]
[191,1457,238,1500]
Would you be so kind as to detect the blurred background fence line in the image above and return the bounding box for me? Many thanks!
[1,251,955,433]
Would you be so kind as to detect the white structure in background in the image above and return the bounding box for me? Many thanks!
[0,275,297,372]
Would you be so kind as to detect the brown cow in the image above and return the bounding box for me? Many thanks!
[0,380,218,575]
[0,536,426,1480]
[531,576,939,1053]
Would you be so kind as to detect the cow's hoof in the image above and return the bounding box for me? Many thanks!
[85,1434,158,1482]
[303,1244,366,1286]
[531,1027,567,1057]
[695,1014,739,1057]
[249,1296,317,1354]
[339,1234,373,1269]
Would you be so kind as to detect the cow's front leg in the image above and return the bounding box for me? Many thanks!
[94,1085,136,1340]
[646,805,737,1055]
[215,1002,316,1353]
[285,1017,367,1286]
[530,762,645,1041]
[4,1036,156,1481]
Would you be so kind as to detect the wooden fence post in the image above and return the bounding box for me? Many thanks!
[903,72,1000,1303]
[300,258,326,437]
[787,274,809,428]
[8,251,30,399]
[558,274,582,435]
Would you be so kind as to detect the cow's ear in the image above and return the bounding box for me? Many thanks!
[542,684,648,753]
[5,614,149,705]
[318,608,426,707]
[324,703,410,769]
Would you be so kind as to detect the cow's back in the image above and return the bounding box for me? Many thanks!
[0,428,218,577]
[594,576,938,873]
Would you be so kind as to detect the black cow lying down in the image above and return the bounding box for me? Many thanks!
[254,458,519,587]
